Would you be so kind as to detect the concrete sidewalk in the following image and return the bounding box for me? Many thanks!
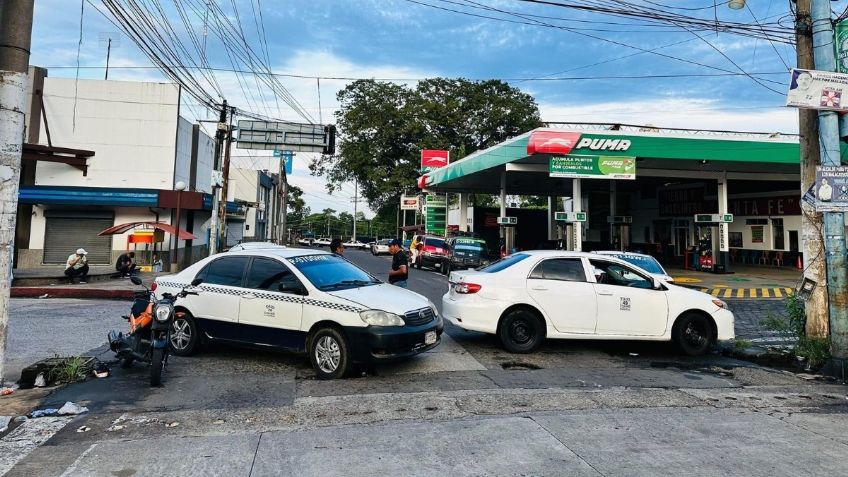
[11,272,169,300]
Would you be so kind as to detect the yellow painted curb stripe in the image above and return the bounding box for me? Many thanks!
[761,288,770,298]
[784,287,793,295]
[773,288,783,298]
[722,289,732,298]
[736,288,744,298]
[711,289,721,297]
[749,288,757,298]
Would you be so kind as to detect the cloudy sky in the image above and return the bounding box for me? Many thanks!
[29,0,817,214]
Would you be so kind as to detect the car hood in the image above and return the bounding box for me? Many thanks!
[327,284,431,315]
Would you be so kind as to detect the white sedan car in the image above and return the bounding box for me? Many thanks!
[442,251,733,355]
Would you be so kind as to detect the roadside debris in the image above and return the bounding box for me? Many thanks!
[1,387,15,396]
[57,401,89,415]
[33,373,46,387]
[76,426,91,433]
[0,416,11,433]
[107,424,125,431]
[30,408,59,418]
[629,353,639,357]
[38,293,49,299]
[165,421,180,428]
[93,363,110,379]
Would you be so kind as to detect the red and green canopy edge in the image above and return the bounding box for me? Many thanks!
[424,128,824,187]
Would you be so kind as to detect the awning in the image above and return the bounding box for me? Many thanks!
[98,221,197,240]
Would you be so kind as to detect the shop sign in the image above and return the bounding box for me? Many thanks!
[421,150,449,173]
[400,195,419,211]
[528,131,632,156]
[549,155,636,180]
[425,194,447,236]
[729,196,801,216]
[751,226,764,244]
[815,166,848,211]
[786,68,848,112]
[658,187,711,217]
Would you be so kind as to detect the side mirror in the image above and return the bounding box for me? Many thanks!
[652,278,663,290]
[278,281,306,295]
[190,278,204,287]
[130,276,143,286]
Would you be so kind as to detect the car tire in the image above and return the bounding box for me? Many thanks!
[442,261,450,275]
[170,312,200,356]
[498,309,544,353]
[309,327,350,380]
[672,312,715,356]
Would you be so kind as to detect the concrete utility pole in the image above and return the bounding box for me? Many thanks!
[218,108,234,250]
[209,101,227,256]
[0,0,35,385]
[811,0,848,375]
[280,154,288,245]
[794,0,828,338]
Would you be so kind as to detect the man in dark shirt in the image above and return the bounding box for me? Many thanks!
[116,251,137,277]
[388,239,409,288]
[329,238,344,255]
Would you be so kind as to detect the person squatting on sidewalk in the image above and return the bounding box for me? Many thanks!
[65,248,89,284]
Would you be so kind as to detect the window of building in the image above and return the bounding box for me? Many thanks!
[772,218,785,250]
[529,259,586,282]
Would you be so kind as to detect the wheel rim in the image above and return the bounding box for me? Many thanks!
[683,320,708,348]
[315,335,341,373]
[509,319,532,344]
[170,318,191,350]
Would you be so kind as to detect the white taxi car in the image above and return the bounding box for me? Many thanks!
[442,251,733,355]
[155,249,443,379]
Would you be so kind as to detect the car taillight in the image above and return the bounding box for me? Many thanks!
[455,282,481,294]
[150,282,158,291]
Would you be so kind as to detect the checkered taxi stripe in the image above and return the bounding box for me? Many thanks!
[156,281,363,313]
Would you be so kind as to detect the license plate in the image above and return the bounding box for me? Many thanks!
[424,331,437,345]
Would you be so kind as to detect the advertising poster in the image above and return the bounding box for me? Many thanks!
[549,155,636,180]
[786,68,848,112]
[815,166,848,212]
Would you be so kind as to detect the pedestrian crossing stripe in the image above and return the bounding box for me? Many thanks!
[695,287,793,299]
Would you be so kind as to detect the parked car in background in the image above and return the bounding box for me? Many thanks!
[438,236,490,274]
[297,237,314,246]
[314,237,331,247]
[371,239,392,256]
[593,251,674,284]
[344,240,367,250]
[442,251,733,356]
[155,249,443,379]
[414,235,448,270]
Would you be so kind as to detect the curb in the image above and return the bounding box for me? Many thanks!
[11,287,134,300]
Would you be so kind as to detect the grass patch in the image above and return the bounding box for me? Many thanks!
[731,338,753,350]
[763,294,831,370]
[47,355,89,384]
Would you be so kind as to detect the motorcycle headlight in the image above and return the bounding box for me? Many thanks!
[154,303,174,323]
[359,310,405,327]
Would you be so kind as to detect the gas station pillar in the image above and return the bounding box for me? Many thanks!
[573,178,583,252]
[548,196,557,241]
[717,174,732,273]
[458,193,469,232]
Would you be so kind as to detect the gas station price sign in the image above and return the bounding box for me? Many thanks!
[549,155,636,180]
[694,214,734,223]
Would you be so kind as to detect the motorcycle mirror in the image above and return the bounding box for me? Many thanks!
[130,276,143,286]
[190,278,204,287]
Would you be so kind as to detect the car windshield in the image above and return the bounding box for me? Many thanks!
[288,254,380,291]
[606,254,665,274]
[452,239,486,256]
[479,253,530,273]
[425,238,445,248]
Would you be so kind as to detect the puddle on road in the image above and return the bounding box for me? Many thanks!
[500,361,542,370]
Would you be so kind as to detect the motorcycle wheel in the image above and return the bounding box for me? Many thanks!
[150,347,165,387]
[120,357,133,368]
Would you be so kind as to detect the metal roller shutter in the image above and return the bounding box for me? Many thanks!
[44,217,114,265]
[226,221,244,248]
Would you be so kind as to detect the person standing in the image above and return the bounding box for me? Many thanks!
[116,251,137,277]
[409,235,419,265]
[329,238,345,255]
[388,239,409,288]
[64,248,89,284]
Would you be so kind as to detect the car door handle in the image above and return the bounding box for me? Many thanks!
[531,286,548,291]
[241,294,256,300]
[598,291,614,296]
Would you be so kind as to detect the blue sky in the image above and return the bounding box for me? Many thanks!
[29,0,820,213]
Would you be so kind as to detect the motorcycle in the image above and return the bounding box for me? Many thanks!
[108,276,202,386]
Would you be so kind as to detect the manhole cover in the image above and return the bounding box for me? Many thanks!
[501,361,542,370]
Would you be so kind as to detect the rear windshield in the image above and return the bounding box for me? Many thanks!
[479,253,530,273]
[425,238,445,248]
[606,254,665,274]
[453,239,485,250]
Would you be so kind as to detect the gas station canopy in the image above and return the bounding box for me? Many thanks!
[422,126,802,194]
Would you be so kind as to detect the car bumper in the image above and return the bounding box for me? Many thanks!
[712,307,736,341]
[441,293,499,334]
[344,318,444,362]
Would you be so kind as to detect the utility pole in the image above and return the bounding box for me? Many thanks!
[350,179,365,242]
[280,153,289,245]
[209,100,227,256]
[218,108,234,250]
[0,0,35,385]
[811,0,848,376]
[794,0,828,338]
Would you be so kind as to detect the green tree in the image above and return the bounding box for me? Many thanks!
[311,78,542,211]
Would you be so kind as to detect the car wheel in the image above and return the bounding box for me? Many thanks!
[309,327,350,380]
[672,312,714,356]
[170,313,200,356]
[442,261,450,275]
[498,309,544,353]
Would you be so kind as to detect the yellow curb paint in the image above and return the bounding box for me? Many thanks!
[714,284,729,288]
[761,288,770,298]
[736,288,744,298]
[722,289,732,298]
[749,288,757,298]
[711,289,721,297]
[773,288,783,298]
[784,287,793,295]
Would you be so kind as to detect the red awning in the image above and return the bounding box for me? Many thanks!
[98,221,197,240]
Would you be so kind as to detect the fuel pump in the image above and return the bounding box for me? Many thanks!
[497,216,518,255]
[607,215,633,252]
[694,213,734,273]
[554,212,586,251]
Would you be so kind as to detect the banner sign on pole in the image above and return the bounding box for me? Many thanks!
[421,150,449,174]
[425,194,447,236]
[835,20,848,74]
[549,155,636,180]
[273,150,294,174]
[400,195,419,211]
[786,68,848,111]
[815,166,848,211]
[237,121,336,154]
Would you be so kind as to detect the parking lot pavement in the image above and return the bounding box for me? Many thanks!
[727,299,793,346]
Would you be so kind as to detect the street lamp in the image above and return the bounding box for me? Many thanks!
[170,180,186,272]
[727,0,745,9]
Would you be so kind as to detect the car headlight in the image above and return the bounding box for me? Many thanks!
[154,303,174,322]
[712,299,728,310]
[359,310,405,326]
